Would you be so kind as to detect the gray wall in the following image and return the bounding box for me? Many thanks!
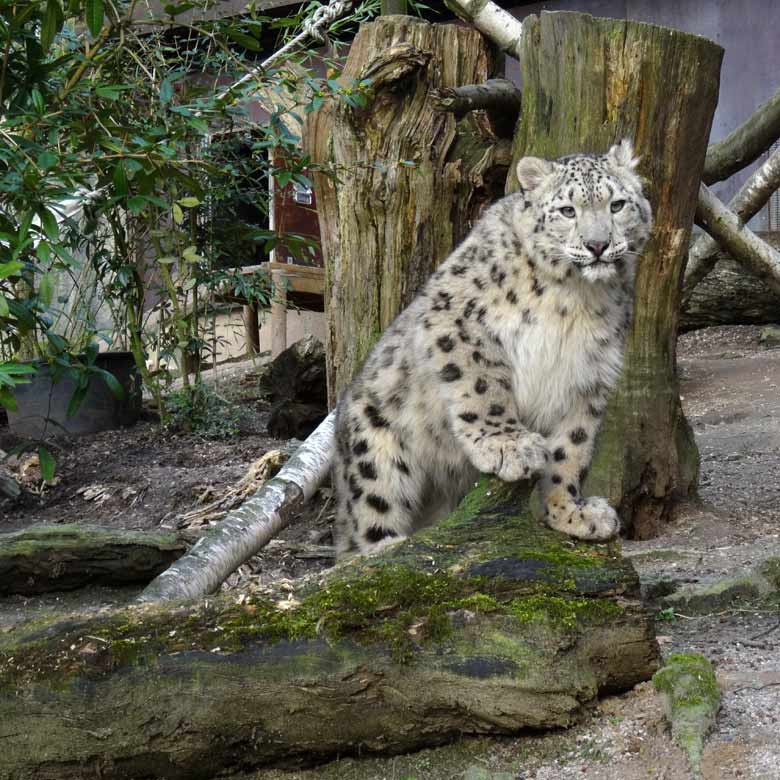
[505,0,780,228]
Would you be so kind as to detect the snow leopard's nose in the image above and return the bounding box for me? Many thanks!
[585,240,609,259]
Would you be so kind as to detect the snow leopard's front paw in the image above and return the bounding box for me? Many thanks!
[548,496,620,541]
[470,433,550,482]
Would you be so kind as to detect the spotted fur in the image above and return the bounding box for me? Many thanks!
[334,140,653,555]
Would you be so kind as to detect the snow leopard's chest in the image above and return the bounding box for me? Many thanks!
[498,289,624,434]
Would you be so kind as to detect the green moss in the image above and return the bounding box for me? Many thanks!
[652,653,720,773]
[0,525,182,557]
[508,595,622,631]
[0,479,640,687]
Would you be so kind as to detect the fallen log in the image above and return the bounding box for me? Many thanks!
[681,242,780,332]
[0,524,185,596]
[0,479,660,779]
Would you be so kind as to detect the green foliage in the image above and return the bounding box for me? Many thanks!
[0,0,381,423]
[162,384,249,439]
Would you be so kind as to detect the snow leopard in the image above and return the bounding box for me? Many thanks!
[333,139,653,555]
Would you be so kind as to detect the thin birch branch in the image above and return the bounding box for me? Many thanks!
[138,411,335,603]
[444,0,523,59]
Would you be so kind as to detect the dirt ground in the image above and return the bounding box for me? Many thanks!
[2,325,780,780]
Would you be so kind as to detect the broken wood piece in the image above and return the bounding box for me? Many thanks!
[0,479,660,779]
[0,525,186,596]
[176,449,289,529]
[430,79,521,137]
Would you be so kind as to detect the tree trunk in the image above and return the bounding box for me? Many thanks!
[681,243,780,332]
[0,525,185,596]
[0,480,659,780]
[509,11,722,538]
[305,17,506,406]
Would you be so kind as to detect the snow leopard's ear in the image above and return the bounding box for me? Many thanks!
[515,156,556,191]
[607,138,641,171]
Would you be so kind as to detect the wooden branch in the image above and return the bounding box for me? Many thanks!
[703,90,780,184]
[695,183,780,295]
[431,79,521,138]
[137,412,335,603]
[444,0,523,59]
[685,144,780,294]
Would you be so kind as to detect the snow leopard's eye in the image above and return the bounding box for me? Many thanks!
[559,206,576,218]
[610,200,626,213]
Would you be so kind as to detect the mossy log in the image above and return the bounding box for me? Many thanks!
[509,12,723,537]
[305,17,507,406]
[0,480,660,779]
[0,525,186,596]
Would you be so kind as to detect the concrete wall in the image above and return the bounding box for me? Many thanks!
[207,306,325,364]
[506,0,779,227]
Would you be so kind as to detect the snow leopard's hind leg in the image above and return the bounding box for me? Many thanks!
[333,393,428,555]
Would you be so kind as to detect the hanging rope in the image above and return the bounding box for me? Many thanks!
[217,0,355,103]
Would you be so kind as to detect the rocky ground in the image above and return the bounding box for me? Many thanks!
[2,325,780,779]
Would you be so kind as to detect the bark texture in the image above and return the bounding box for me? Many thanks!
[0,525,185,596]
[305,17,506,405]
[681,249,780,332]
[509,11,722,538]
[0,479,660,780]
[703,89,780,185]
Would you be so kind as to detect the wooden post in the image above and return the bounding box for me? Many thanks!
[271,268,287,358]
[241,303,261,356]
[509,12,723,537]
[305,17,506,405]
[381,0,407,14]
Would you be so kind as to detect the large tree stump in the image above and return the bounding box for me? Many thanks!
[305,17,507,405]
[0,481,659,779]
[509,12,723,537]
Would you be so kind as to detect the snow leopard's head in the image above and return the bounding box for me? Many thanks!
[515,139,653,283]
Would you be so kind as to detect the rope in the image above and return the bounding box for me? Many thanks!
[217,0,355,103]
